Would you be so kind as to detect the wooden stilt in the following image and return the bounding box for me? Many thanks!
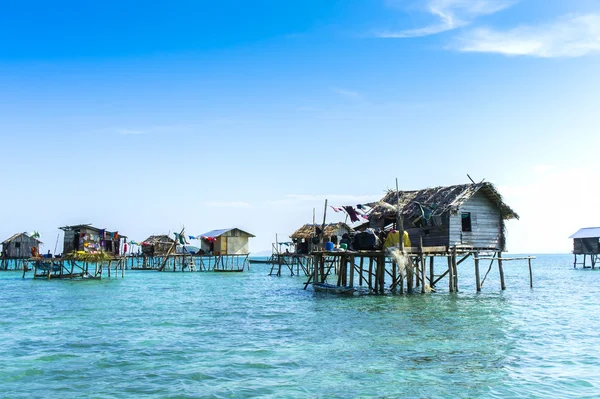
[448,253,454,293]
[368,257,374,291]
[498,252,506,290]
[452,248,458,292]
[528,258,533,288]
[429,256,434,287]
[475,253,481,292]
[359,257,364,287]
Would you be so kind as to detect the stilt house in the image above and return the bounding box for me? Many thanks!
[569,227,600,268]
[200,228,254,255]
[1,233,42,258]
[141,235,176,256]
[60,224,126,256]
[368,182,518,251]
[291,222,354,254]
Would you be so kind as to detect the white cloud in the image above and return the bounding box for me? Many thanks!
[455,14,600,57]
[333,88,360,98]
[204,201,250,208]
[376,0,515,38]
[117,128,146,135]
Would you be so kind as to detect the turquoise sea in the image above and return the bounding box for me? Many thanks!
[1,254,599,398]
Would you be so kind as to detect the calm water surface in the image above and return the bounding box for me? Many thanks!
[1,254,599,398]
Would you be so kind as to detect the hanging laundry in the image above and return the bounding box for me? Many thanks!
[114,231,119,240]
[343,206,360,223]
[330,206,344,213]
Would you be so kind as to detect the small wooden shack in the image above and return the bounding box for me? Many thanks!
[368,182,518,251]
[200,228,255,255]
[141,235,176,256]
[60,224,126,256]
[291,222,354,254]
[569,227,600,268]
[1,232,42,258]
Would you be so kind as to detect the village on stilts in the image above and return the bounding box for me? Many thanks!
[1,180,540,293]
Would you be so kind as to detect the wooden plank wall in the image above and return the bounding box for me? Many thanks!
[448,191,503,249]
[573,238,600,254]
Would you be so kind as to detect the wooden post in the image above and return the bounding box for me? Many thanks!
[528,257,533,288]
[392,260,397,293]
[448,253,454,293]
[407,257,413,294]
[498,251,506,290]
[368,257,373,291]
[452,248,458,292]
[378,255,385,294]
[429,256,434,287]
[420,238,425,294]
[474,254,481,292]
[349,255,354,287]
[359,257,364,287]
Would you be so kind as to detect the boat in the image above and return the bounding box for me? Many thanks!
[312,282,355,295]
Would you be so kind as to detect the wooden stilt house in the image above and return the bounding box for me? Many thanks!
[368,182,518,251]
[200,228,255,255]
[290,222,354,254]
[59,224,126,256]
[1,232,42,258]
[141,235,176,256]
[569,227,600,268]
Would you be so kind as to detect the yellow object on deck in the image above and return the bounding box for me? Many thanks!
[383,231,411,249]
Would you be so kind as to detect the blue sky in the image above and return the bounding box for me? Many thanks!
[1,0,599,254]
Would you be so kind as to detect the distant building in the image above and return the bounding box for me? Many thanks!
[290,222,354,254]
[569,227,600,268]
[141,235,176,256]
[59,224,126,256]
[1,233,42,258]
[199,228,255,255]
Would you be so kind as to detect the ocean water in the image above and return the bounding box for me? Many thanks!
[1,254,599,398]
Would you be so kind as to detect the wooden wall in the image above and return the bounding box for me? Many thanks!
[2,235,40,258]
[404,213,450,248]
[449,191,504,250]
[226,236,249,254]
[573,238,600,254]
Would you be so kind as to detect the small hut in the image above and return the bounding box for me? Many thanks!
[290,222,354,254]
[368,182,518,251]
[1,232,42,258]
[569,227,600,268]
[141,235,176,256]
[200,228,254,255]
[59,224,126,256]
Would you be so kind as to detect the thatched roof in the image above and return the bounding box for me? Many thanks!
[143,235,175,245]
[369,182,518,222]
[290,222,354,239]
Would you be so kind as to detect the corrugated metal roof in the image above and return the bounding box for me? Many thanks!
[569,227,600,239]
[200,228,255,238]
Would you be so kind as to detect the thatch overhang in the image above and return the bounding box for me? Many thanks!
[369,182,518,222]
[142,235,176,245]
[290,222,354,240]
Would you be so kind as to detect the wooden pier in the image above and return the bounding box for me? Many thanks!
[302,247,535,294]
[23,256,126,280]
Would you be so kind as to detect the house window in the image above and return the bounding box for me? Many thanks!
[461,212,472,232]
[14,242,21,248]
